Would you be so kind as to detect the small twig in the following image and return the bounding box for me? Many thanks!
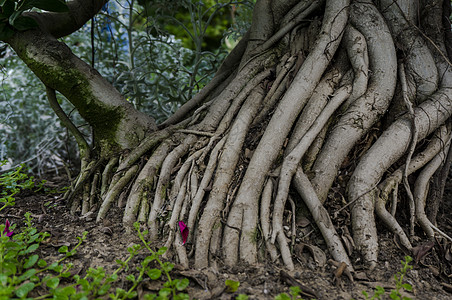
[333,183,378,218]
[220,219,241,234]
[177,129,214,137]
[280,270,319,299]
[399,63,418,239]
[288,196,297,250]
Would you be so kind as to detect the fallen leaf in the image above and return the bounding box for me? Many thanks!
[178,221,189,245]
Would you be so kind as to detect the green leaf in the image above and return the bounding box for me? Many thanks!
[274,294,291,300]
[18,268,37,281]
[161,262,174,273]
[127,291,137,298]
[402,283,412,291]
[98,284,111,295]
[58,245,69,253]
[126,274,136,283]
[175,293,190,300]
[158,288,171,297]
[37,259,47,268]
[15,282,35,298]
[25,243,39,253]
[24,254,39,268]
[54,286,76,297]
[147,268,162,280]
[45,277,60,289]
[225,279,240,293]
[157,247,167,255]
[289,286,301,297]
[175,278,189,291]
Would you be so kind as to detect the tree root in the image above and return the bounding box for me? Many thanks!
[61,0,452,273]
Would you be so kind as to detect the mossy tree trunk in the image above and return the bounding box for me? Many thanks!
[4,0,452,272]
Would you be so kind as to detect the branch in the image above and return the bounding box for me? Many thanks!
[26,0,107,38]
[45,86,90,164]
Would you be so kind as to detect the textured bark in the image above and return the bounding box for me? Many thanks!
[4,0,452,273]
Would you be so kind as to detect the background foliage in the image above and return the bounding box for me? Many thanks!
[0,0,254,175]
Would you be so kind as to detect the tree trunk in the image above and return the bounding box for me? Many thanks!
[4,0,452,272]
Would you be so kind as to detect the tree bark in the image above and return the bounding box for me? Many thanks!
[3,0,452,273]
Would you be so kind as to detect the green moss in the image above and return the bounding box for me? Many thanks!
[17,37,124,153]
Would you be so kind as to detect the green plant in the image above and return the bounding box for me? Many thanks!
[362,286,385,300]
[275,286,303,300]
[0,211,86,300]
[390,256,413,300]
[361,256,413,300]
[0,161,37,210]
[132,222,189,300]
[225,279,240,293]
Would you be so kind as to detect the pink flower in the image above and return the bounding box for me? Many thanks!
[3,220,13,237]
[178,221,188,245]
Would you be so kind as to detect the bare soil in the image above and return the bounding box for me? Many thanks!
[3,173,452,300]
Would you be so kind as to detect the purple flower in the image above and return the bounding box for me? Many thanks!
[178,221,188,245]
[3,220,13,237]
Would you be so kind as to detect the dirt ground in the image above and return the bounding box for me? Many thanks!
[3,173,452,300]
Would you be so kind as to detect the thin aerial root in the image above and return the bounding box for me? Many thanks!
[288,196,297,249]
[164,151,203,250]
[198,87,266,269]
[294,169,352,270]
[67,159,103,205]
[81,182,90,215]
[312,0,398,203]
[177,129,214,137]
[88,172,99,214]
[164,177,188,253]
[168,150,203,211]
[174,231,189,269]
[343,24,369,108]
[117,128,175,174]
[399,62,419,239]
[148,136,199,239]
[272,85,351,244]
[414,143,452,242]
[378,125,450,200]
[96,165,139,222]
[253,56,295,126]
[286,67,347,152]
[260,179,279,262]
[375,197,412,251]
[215,68,272,135]
[188,164,199,202]
[187,137,226,232]
[123,141,171,227]
[390,185,398,216]
[101,157,118,196]
[428,127,452,224]
[225,0,350,269]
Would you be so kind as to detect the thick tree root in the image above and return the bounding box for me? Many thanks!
[63,0,452,273]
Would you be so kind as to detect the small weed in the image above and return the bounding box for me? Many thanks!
[361,256,413,300]
[0,163,190,299]
[275,286,304,300]
[226,279,240,293]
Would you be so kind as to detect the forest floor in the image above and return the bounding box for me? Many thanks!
[3,173,452,300]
